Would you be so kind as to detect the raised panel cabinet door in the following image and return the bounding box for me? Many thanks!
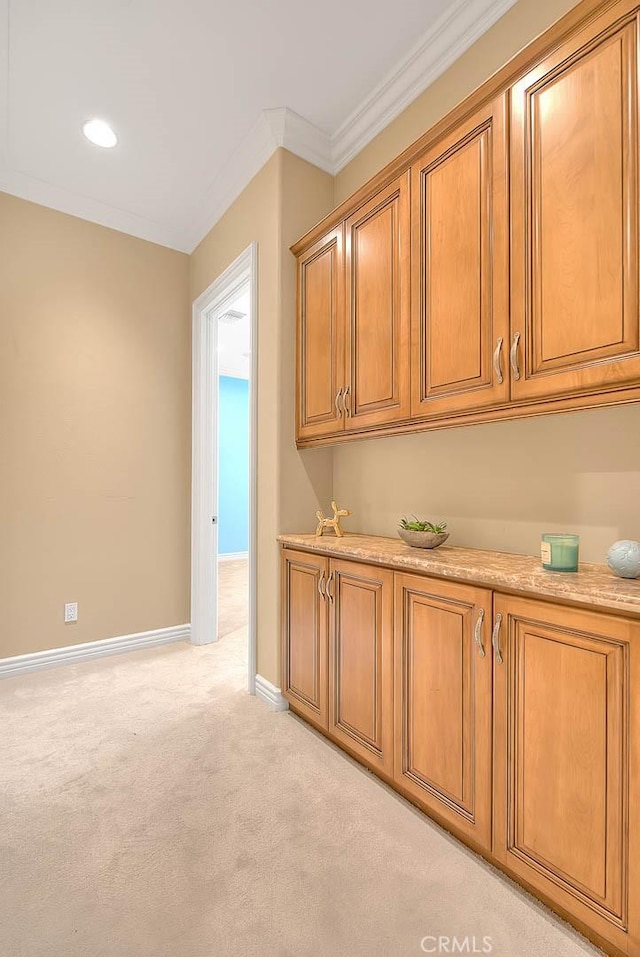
[510,4,640,401]
[411,95,510,419]
[296,226,345,441]
[328,560,394,777]
[395,574,493,849]
[281,549,329,730]
[344,172,411,430]
[492,595,635,952]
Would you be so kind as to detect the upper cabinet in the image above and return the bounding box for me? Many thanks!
[296,226,345,442]
[296,175,411,442]
[344,173,411,430]
[293,0,640,448]
[411,96,510,418]
[510,4,640,402]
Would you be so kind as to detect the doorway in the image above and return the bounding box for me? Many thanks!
[191,243,258,694]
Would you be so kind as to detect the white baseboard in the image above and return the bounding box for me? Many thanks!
[218,551,248,563]
[0,623,191,679]
[255,674,289,712]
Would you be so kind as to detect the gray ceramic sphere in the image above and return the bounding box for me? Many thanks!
[606,540,640,579]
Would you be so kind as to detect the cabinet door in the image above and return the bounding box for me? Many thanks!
[296,226,345,441]
[493,595,632,950]
[328,560,394,777]
[281,549,328,730]
[510,6,640,401]
[411,96,510,419]
[395,574,493,849]
[344,173,411,430]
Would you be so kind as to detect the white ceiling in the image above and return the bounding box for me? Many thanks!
[0,0,516,252]
[218,287,250,380]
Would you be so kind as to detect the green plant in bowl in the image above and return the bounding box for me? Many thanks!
[399,517,448,534]
[398,516,449,549]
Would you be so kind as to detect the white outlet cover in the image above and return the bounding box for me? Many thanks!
[64,602,78,623]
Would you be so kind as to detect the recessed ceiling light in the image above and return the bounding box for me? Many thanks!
[82,118,118,149]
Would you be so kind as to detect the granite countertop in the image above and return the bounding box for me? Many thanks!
[278,532,640,618]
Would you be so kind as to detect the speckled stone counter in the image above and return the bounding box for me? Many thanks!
[278,533,640,619]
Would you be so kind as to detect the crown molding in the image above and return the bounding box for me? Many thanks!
[180,111,280,252]
[0,0,514,251]
[330,0,518,172]
[265,107,333,174]
[0,160,188,250]
[182,107,332,252]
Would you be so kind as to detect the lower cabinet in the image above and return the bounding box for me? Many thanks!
[281,548,328,730]
[394,574,493,850]
[281,548,639,956]
[329,559,394,777]
[492,594,637,953]
[281,549,394,774]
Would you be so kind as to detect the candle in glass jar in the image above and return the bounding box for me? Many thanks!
[541,534,580,572]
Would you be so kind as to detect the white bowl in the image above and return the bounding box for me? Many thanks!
[398,529,449,549]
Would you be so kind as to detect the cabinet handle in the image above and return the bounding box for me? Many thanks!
[474,608,486,658]
[326,571,335,603]
[335,388,343,418]
[492,613,504,664]
[343,385,351,417]
[493,337,504,385]
[510,332,521,381]
[317,571,326,600]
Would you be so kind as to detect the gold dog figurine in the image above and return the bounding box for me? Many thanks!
[315,501,351,538]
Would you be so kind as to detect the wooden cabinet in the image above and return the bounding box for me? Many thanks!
[411,96,510,418]
[280,540,640,956]
[344,173,411,430]
[296,227,345,442]
[328,559,394,776]
[282,550,394,772]
[510,4,640,403]
[293,0,640,448]
[296,174,411,442]
[394,574,493,849]
[281,549,328,729]
[493,594,637,952]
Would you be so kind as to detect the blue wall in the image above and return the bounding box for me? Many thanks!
[218,376,249,555]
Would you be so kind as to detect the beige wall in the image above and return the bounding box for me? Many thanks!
[190,149,334,684]
[278,150,336,539]
[334,407,640,563]
[331,0,640,565]
[0,192,191,658]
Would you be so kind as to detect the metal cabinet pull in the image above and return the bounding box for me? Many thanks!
[493,337,504,385]
[474,608,486,658]
[492,613,503,664]
[326,571,335,603]
[343,385,351,417]
[317,571,326,600]
[510,332,521,381]
[335,389,343,418]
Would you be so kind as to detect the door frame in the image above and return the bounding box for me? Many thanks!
[191,242,258,695]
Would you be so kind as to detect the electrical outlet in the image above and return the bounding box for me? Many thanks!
[64,602,78,623]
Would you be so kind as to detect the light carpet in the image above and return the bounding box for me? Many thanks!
[217,558,248,639]
[0,623,602,957]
